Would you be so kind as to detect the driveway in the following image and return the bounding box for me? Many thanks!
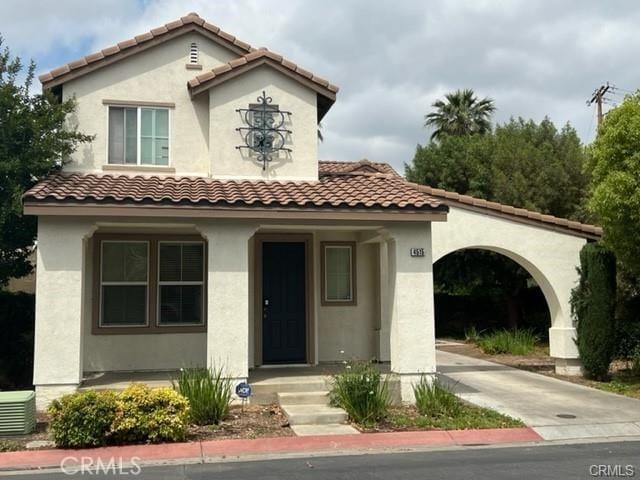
[437,349,640,441]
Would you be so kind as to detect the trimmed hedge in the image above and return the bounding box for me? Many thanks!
[571,243,617,379]
[48,384,190,448]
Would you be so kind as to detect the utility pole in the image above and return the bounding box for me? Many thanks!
[587,83,611,128]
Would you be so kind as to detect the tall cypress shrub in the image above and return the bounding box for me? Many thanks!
[570,243,616,379]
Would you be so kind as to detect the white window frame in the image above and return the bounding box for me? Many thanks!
[156,241,206,327]
[322,243,355,304]
[106,105,171,166]
[99,240,150,328]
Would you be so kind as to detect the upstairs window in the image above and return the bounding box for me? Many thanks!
[108,106,169,166]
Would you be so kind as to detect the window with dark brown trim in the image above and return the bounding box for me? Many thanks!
[93,235,206,334]
[321,241,357,306]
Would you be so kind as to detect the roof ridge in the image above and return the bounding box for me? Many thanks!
[39,12,255,87]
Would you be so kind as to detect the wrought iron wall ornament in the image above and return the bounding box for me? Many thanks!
[236,91,292,170]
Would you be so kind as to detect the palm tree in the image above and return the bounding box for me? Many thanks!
[424,89,496,140]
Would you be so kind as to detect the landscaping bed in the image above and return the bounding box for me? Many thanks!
[438,341,553,370]
[187,404,292,440]
[0,403,292,452]
[355,403,523,433]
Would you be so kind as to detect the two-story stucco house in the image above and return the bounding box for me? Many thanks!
[24,13,601,410]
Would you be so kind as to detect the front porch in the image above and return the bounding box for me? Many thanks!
[33,217,437,409]
[79,363,398,405]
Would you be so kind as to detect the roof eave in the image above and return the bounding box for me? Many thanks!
[23,200,448,223]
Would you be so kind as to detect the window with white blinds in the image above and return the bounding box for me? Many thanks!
[108,106,169,166]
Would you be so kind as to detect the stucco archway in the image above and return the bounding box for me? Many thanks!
[431,204,590,374]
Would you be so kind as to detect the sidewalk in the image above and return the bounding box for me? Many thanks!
[0,428,541,472]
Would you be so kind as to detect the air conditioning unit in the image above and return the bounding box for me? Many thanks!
[0,391,36,435]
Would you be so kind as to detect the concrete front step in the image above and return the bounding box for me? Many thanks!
[250,377,330,404]
[281,403,348,426]
[277,391,329,405]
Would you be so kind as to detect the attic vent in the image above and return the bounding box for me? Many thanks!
[189,42,199,64]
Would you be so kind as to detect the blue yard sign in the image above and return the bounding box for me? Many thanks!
[235,382,252,399]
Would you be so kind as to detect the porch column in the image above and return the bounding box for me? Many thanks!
[200,222,257,387]
[386,223,436,403]
[33,217,95,410]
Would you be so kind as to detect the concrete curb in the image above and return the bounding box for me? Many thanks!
[0,428,541,472]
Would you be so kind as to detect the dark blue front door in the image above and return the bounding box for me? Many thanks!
[262,242,306,364]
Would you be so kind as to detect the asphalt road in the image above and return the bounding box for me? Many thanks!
[4,441,639,479]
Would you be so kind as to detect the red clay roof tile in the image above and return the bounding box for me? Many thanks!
[24,162,443,212]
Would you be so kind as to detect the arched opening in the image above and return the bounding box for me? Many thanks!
[434,247,561,344]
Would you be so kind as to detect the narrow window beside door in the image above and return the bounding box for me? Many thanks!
[321,242,357,305]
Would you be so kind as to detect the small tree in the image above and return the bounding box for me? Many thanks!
[0,37,92,286]
[571,243,617,379]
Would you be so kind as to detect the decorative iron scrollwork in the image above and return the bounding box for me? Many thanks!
[236,91,292,170]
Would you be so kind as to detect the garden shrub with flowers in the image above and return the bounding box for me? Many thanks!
[330,360,390,427]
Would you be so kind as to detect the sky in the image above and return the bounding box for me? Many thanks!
[2,0,639,172]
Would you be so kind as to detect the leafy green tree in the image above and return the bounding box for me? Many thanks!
[424,89,495,141]
[587,92,640,276]
[0,38,91,287]
[406,117,589,221]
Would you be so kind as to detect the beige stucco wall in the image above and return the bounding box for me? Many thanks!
[209,65,319,181]
[431,205,587,359]
[61,33,320,181]
[315,231,380,362]
[62,32,236,176]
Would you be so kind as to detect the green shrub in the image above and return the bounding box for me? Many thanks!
[571,243,617,379]
[110,384,190,444]
[413,376,461,417]
[330,361,390,427]
[476,329,539,355]
[464,326,483,343]
[48,390,118,448]
[173,366,232,425]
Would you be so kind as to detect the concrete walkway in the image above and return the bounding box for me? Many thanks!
[437,350,640,441]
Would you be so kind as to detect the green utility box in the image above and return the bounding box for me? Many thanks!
[0,391,36,435]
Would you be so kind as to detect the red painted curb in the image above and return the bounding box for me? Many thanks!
[0,428,541,471]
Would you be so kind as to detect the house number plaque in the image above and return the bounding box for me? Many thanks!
[410,248,425,257]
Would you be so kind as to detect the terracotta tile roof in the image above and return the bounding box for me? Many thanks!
[39,12,255,88]
[319,159,400,176]
[187,48,339,97]
[416,184,602,237]
[23,164,444,212]
[319,160,601,237]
